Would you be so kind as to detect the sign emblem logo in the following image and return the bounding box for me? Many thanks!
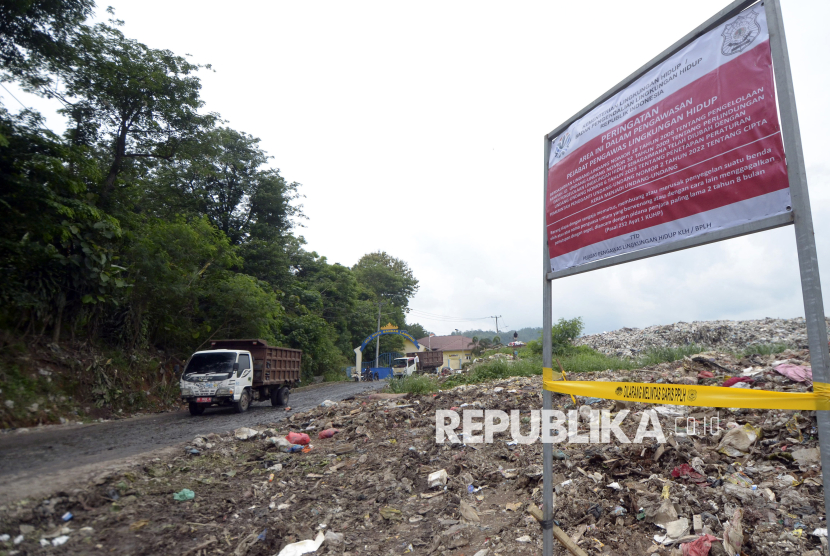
[721,11,761,56]
[615,387,623,396]
[552,131,572,161]
[687,389,698,402]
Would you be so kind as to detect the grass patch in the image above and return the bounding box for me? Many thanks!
[442,358,543,389]
[386,374,439,395]
[555,347,637,374]
[637,344,706,367]
[323,368,348,382]
[741,343,789,357]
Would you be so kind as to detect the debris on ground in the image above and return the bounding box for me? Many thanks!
[0,346,826,555]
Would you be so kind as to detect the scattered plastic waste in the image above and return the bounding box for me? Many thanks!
[320,399,337,408]
[671,464,706,483]
[725,471,753,488]
[61,511,73,521]
[723,376,754,387]
[428,469,448,488]
[722,508,744,555]
[717,423,761,457]
[286,431,310,445]
[680,534,719,556]
[234,427,260,440]
[318,428,339,439]
[276,530,325,556]
[775,363,812,383]
[173,488,195,501]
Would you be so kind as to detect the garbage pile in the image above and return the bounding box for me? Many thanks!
[575,317,829,358]
[0,349,827,555]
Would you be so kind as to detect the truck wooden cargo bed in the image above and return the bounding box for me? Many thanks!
[209,339,301,386]
[407,350,444,370]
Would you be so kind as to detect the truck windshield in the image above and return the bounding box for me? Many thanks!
[183,352,236,381]
[392,359,407,368]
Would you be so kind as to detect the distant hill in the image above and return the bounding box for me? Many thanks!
[452,327,542,343]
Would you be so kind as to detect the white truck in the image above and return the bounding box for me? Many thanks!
[391,356,418,378]
[179,339,301,416]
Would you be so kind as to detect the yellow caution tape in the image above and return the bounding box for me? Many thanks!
[542,367,830,410]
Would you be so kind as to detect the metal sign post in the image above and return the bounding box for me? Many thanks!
[765,0,830,516]
[541,1,830,554]
[541,138,554,552]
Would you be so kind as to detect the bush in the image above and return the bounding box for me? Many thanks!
[525,317,584,356]
[552,317,584,354]
[742,343,789,357]
[387,374,438,395]
[323,368,348,382]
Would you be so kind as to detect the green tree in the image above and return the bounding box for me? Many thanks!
[352,251,418,308]
[151,127,301,244]
[0,107,125,342]
[0,0,93,75]
[405,322,429,341]
[44,21,215,204]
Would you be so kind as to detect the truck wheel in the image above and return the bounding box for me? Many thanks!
[270,388,280,407]
[276,386,290,406]
[188,402,205,416]
[234,389,251,413]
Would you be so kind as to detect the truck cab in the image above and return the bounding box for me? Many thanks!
[180,349,254,415]
[391,357,417,378]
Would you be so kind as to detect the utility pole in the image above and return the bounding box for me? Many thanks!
[489,315,502,334]
[374,300,383,370]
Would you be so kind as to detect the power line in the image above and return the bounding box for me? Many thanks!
[406,309,491,322]
[0,82,57,135]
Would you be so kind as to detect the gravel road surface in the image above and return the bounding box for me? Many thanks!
[0,380,384,503]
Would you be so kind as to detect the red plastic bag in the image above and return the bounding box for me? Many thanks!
[696,370,715,379]
[318,429,339,439]
[286,432,310,445]
[681,534,718,556]
[671,463,706,483]
[723,376,753,387]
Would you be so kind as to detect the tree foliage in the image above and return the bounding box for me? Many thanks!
[0,6,420,382]
[0,0,93,74]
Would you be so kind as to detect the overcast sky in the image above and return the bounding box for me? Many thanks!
[6,0,829,336]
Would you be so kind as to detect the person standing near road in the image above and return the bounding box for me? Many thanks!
[414,354,420,372]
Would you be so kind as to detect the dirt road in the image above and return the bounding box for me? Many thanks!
[0,380,384,503]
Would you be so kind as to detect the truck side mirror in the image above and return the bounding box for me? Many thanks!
[232,362,239,373]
